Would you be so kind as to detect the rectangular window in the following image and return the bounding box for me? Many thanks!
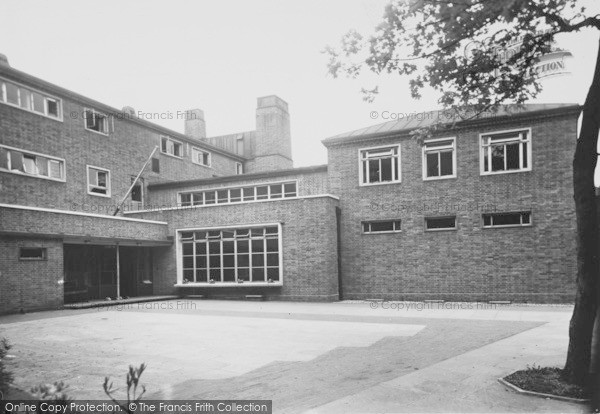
[423,137,456,180]
[236,162,243,175]
[180,225,281,284]
[151,158,160,173]
[178,181,298,207]
[483,212,531,228]
[130,177,143,203]
[160,137,183,158]
[87,165,111,197]
[481,129,531,174]
[362,220,401,234]
[359,145,400,185]
[19,247,47,261]
[0,78,62,120]
[84,108,109,135]
[192,147,211,167]
[425,216,457,231]
[0,144,65,181]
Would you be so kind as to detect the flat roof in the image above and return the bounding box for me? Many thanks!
[148,164,328,190]
[0,64,246,161]
[322,104,581,146]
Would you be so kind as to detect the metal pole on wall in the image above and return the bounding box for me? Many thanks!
[113,145,159,216]
[116,244,120,299]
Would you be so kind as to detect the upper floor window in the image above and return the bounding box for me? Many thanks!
[425,216,457,231]
[192,147,211,167]
[130,177,144,203]
[359,145,400,185]
[0,78,62,120]
[161,136,183,158]
[179,181,297,207]
[84,108,109,135]
[362,220,401,234]
[87,165,111,197]
[0,144,65,182]
[481,128,531,175]
[483,211,531,228]
[236,162,243,175]
[423,137,456,180]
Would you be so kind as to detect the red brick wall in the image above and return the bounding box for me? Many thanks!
[326,112,578,303]
[0,236,63,314]
[129,196,340,301]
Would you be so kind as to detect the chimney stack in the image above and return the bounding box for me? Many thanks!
[184,109,206,140]
[0,54,10,67]
[251,95,293,171]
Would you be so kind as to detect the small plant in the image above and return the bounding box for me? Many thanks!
[0,338,14,395]
[103,363,147,414]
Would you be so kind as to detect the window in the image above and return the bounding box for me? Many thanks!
[425,216,457,231]
[19,247,47,261]
[160,137,183,158]
[130,177,143,203]
[180,225,281,284]
[192,147,211,166]
[87,166,111,197]
[84,109,109,134]
[0,78,62,120]
[423,137,456,180]
[236,134,244,155]
[236,162,243,175]
[483,212,531,228]
[359,145,400,185]
[179,181,298,207]
[0,144,65,181]
[481,129,531,174]
[151,158,160,173]
[362,220,401,234]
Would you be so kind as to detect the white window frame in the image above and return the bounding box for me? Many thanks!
[83,108,110,136]
[422,137,457,181]
[424,216,457,232]
[236,162,243,175]
[160,136,183,159]
[0,144,66,182]
[86,165,111,198]
[482,211,532,228]
[178,180,298,207]
[362,220,402,234]
[0,77,63,121]
[191,147,211,167]
[175,223,283,287]
[480,127,532,175]
[358,144,401,186]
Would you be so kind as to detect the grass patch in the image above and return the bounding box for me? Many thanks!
[504,366,589,400]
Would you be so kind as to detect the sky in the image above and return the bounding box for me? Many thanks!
[0,0,599,167]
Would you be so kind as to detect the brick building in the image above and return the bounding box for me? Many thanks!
[0,54,580,314]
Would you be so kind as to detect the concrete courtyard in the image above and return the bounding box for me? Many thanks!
[0,300,584,413]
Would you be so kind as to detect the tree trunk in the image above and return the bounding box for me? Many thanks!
[563,39,600,388]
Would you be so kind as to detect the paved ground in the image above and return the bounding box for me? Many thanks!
[0,300,584,413]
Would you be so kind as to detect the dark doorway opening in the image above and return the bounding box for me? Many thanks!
[63,244,153,303]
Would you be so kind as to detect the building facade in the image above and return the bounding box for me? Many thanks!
[0,54,580,314]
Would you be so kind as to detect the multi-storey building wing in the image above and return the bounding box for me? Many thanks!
[0,53,580,314]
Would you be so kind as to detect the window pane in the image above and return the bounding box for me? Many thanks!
[506,143,520,170]
[209,255,221,268]
[252,268,265,282]
[209,269,221,282]
[266,238,278,252]
[217,190,228,203]
[180,193,192,206]
[251,239,264,252]
[238,268,250,281]
[182,243,193,255]
[369,221,395,232]
[426,153,439,177]
[195,241,207,254]
[439,151,453,176]
[267,268,280,281]
[238,254,249,267]
[195,256,207,269]
[47,99,59,117]
[205,191,216,205]
[196,269,207,282]
[0,147,8,170]
[223,255,235,268]
[483,215,492,226]
[266,253,279,266]
[368,159,380,183]
[222,269,235,282]
[491,145,504,171]
[243,187,255,201]
[252,254,264,266]
[131,184,142,202]
[6,82,18,104]
[237,240,249,253]
[270,184,282,198]
[20,89,31,110]
[380,157,392,181]
[522,143,528,168]
[32,92,45,113]
[183,257,194,268]
[230,189,241,202]
[256,186,268,200]
[22,155,37,175]
[426,217,456,230]
[284,182,297,197]
[522,212,531,224]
